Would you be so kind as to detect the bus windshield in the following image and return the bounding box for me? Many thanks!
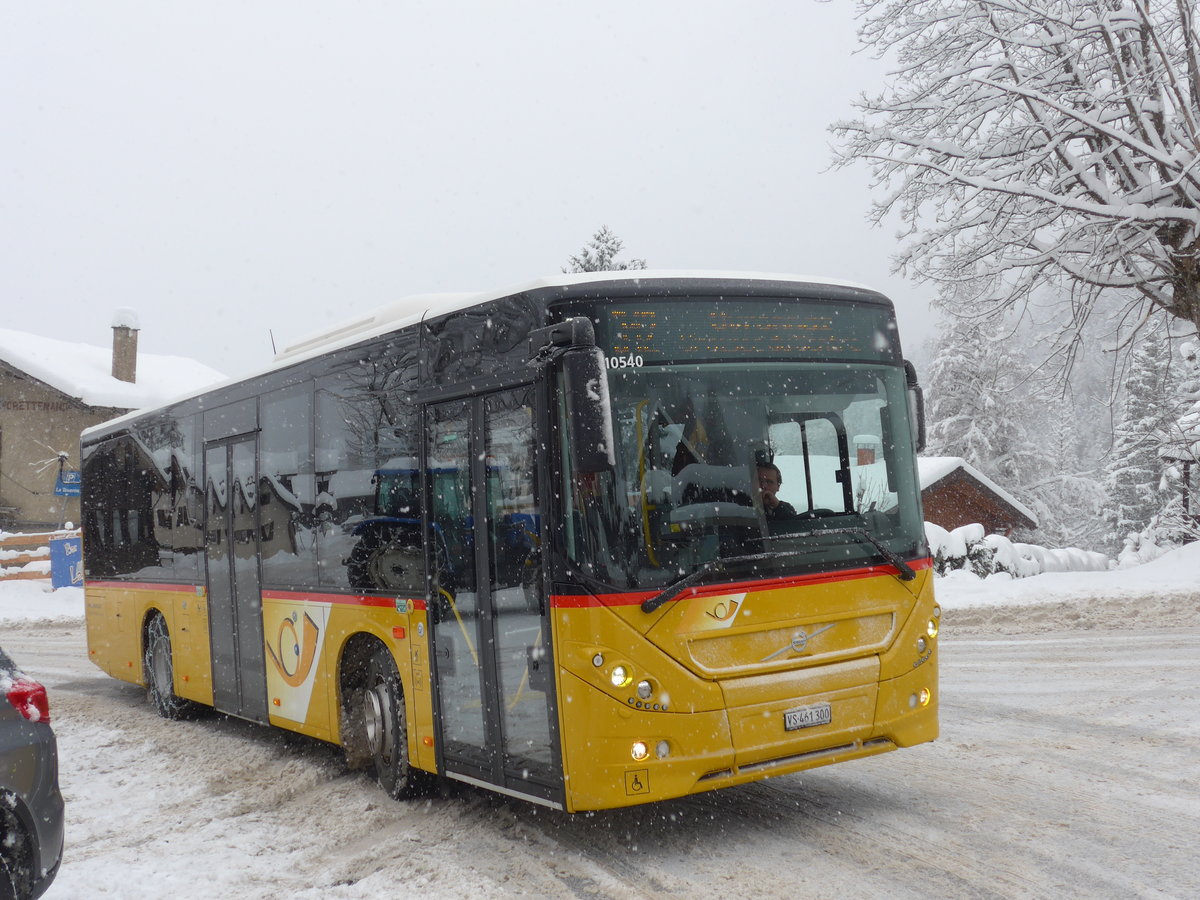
[561,360,926,591]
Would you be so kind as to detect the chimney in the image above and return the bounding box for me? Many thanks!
[111,308,141,383]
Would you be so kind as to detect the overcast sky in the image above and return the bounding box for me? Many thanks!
[2,2,933,379]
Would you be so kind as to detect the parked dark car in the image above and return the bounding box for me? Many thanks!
[0,646,63,900]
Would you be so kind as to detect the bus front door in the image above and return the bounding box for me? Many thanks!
[427,387,562,806]
[204,437,269,723]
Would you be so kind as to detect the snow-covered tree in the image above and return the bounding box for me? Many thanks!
[563,226,647,273]
[834,1,1200,361]
[1103,330,1177,546]
[924,314,1040,482]
[1156,339,1200,533]
[1111,335,1200,560]
[1163,339,1200,466]
[1026,396,1109,549]
[925,310,1110,547]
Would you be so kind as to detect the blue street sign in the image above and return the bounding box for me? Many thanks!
[49,535,84,588]
[54,469,81,497]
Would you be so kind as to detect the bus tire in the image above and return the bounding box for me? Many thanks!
[360,645,429,800]
[143,613,200,720]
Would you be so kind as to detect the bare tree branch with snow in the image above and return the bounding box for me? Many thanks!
[834,0,1200,353]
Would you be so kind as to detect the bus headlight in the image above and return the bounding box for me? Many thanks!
[917,637,927,653]
[611,666,632,688]
[631,741,649,761]
[927,618,939,639]
[636,679,653,700]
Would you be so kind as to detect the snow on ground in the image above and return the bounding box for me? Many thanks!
[934,540,1200,611]
[0,581,84,625]
[933,540,1200,634]
[1,547,1197,898]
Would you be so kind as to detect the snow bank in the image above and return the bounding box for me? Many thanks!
[0,581,83,625]
[924,522,1109,579]
[936,540,1200,618]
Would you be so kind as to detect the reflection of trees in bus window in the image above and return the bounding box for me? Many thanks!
[259,384,316,589]
[80,436,164,578]
[428,401,473,596]
[485,390,540,606]
[313,338,421,592]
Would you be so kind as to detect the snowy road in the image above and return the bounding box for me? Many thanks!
[6,598,1199,899]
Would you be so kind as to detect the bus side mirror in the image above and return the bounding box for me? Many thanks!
[904,360,926,453]
[563,347,616,474]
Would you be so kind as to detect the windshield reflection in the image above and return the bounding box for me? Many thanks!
[562,362,925,591]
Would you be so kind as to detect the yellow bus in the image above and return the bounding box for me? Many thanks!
[80,272,938,812]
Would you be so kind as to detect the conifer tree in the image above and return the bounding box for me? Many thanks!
[1025,396,1107,550]
[1103,333,1177,548]
[925,311,1101,546]
[1154,340,1200,544]
[924,315,1037,481]
[563,226,647,273]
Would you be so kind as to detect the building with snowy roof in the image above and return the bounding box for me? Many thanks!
[918,456,1038,536]
[0,314,225,529]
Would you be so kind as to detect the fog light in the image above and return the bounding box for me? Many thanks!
[631,741,649,761]
[919,687,932,707]
[611,666,632,688]
[933,605,941,618]
[917,637,927,653]
[656,740,670,759]
[592,653,604,667]
[927,618,939,639]
[636,679,653,700]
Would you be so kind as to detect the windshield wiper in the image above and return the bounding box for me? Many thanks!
[640,528,916,614]
[813,527,916,581]
[641,550,778,614]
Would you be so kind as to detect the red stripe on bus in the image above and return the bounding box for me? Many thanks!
[82,580,426,611]
[550,557,933,609]
[84,581,200,592]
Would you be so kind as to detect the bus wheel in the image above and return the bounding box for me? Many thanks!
[360,646,429,800]
[144,614,199,720]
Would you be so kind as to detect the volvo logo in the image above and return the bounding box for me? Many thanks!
[761,624,835,662]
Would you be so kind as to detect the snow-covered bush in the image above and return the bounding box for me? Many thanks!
[924,522,1109,579]
[1115,513,1199,570]
[983,534,1039,579]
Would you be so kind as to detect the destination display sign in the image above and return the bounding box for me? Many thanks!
[582,298,899,363]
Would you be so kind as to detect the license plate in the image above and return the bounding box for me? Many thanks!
[784,702,832,731]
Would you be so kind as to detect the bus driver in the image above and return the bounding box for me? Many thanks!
[757,462,797,520]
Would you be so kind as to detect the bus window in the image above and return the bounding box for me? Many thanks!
[565,361,923,589]
[259,383,317,589]
[312,344,420,593]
